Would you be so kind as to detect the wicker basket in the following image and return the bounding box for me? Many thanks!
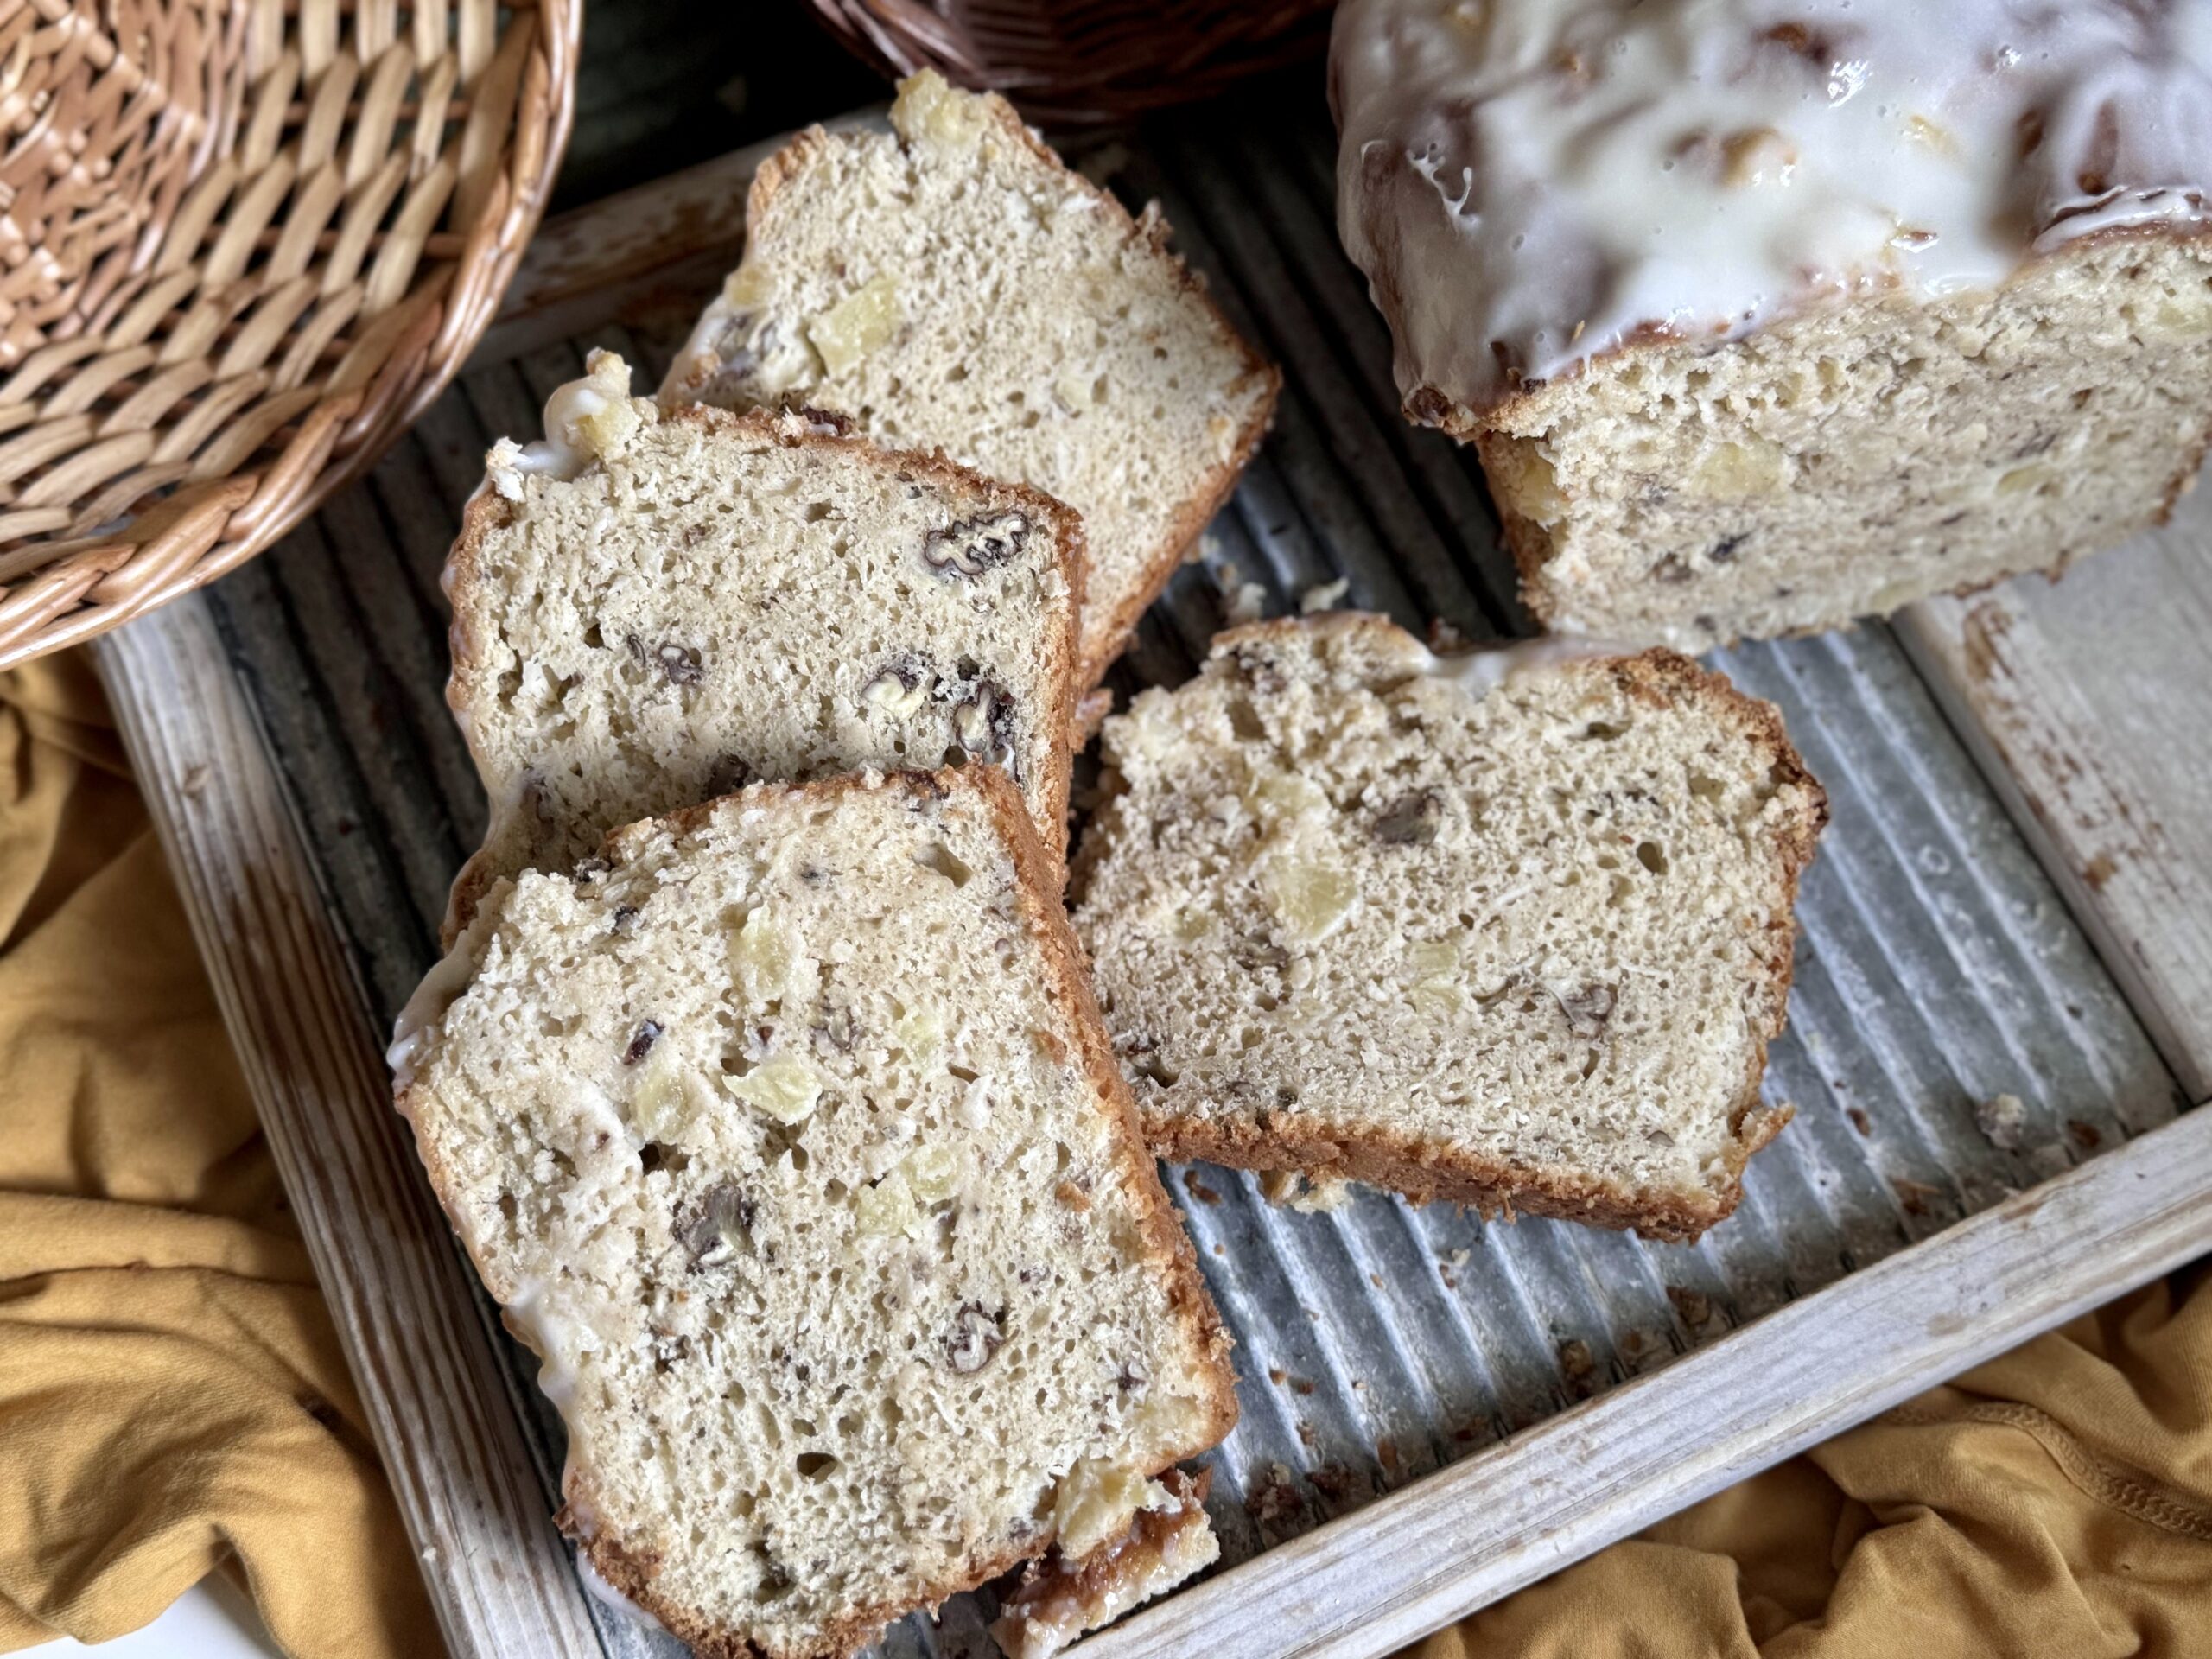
[0,0,578,669]
[806,0,1336,126]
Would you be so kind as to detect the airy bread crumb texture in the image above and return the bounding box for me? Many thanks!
[662,71,1279,687]
[394,770,1234,1659]
[444,359,1082,938]
[1478,233,2212,652]
[1071,614,1827,1241]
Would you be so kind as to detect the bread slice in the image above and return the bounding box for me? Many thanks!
[390,767,1236,1658]
[443,350,1081,939]
[1070,614,1826,1241]
[660,71,1280,690]
[1474,234,2212,652]
[1332,0,2212,651]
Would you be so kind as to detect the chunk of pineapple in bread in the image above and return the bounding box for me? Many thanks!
[1070,613,1827,1243]
[442,350,1082,943]
[660,71,1280,690]
[391,767,1236,1659]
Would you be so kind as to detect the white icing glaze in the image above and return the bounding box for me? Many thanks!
[386,939,483,1095]
[1413,632,1632,696]
[575,1553,667,1632]
[505,1273,600,1491]
[1334,0,2212,414]
[387,888,514,1097]
[506,1281,593,1416]
[660,293,736,406]
[484,350,637,498]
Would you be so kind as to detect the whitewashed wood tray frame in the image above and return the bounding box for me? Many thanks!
[92,105,2212,1659]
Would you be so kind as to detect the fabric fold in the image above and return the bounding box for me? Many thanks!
[0,653,441,1659]
[1410,1266,2212,1659]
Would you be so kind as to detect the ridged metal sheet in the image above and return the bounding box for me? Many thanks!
[195,92,2183,1657]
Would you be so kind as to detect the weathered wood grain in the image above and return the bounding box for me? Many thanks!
[92,597,607,1659]
[1897,489,2212,1102]
[1084,1102,2212,1659]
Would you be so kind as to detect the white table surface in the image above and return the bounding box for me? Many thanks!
[56,1579,281,1657]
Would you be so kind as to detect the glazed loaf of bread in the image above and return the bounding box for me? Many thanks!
[1334,0,2212,651]
[392,768,1236,1658]
[442,351,1081,938]
[1071,614,1826,1241]
[662,71,1280,691]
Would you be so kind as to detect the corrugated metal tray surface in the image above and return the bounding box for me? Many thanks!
[195,92,2182,1656]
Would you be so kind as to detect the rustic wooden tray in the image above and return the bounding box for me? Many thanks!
[90,89,2212,1659]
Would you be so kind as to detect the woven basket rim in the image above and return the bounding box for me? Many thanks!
[0,0,582,670]
[804,0,1337,124]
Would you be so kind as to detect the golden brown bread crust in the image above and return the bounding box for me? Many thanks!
[402,766,1234,1659]
[741,97,1281,693]
[438,402,1086,945]
[565,1472,1049,1659]
[1141,1102,1791,1244]
[1072,684,1116,747]
[565,1475,1050,1659]
[1470,430,1564,632]
[1095,621,1827,1244]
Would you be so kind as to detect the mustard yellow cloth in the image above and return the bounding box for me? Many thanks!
[1411,1270,2212,1659]
[0,653,440,1657]
[1,648,2207,1658]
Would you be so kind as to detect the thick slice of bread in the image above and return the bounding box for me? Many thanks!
[443,351,1081,938]
[391,767,1236,1658]
[1333,0,2212,652]
[660,71,1280,690]
[1071,614,1827,1242]
[1474,234,2212,652]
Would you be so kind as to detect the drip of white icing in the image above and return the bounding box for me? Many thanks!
[575,1553,667,1632]
[563,1491,600,1540]
[483,350,638,499]
[1335,0,2212,414]
[505,1272,606,1544]
[386,940,483,1096]
[505,1275,597,1415]
[386,887,514,1097]
[1413,633,1631,696]
[660,294,737,404]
